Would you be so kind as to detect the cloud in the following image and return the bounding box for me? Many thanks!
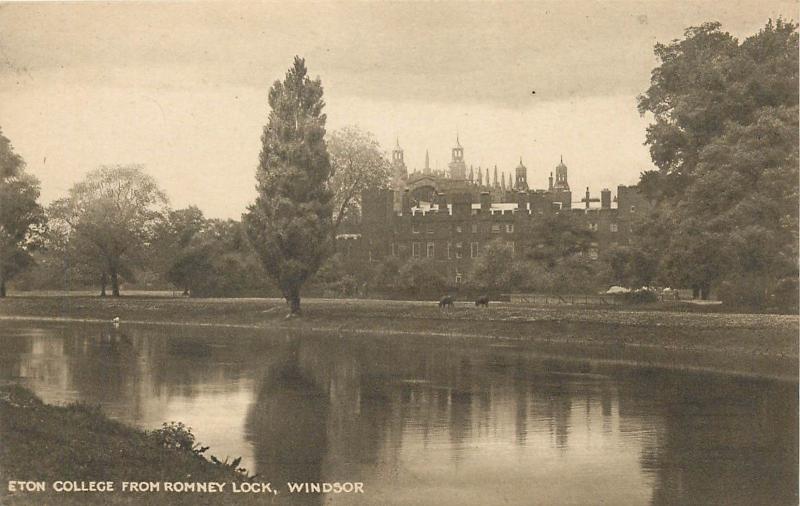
[3,1,794,107]
[0,1,794,218]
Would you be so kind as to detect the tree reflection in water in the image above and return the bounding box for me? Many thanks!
[0,323,796,506]
[245,342,329,506]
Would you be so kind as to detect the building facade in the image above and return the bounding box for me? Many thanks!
[341,138,652,285]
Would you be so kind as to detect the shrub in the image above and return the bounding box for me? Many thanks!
[147,422,206,454]
[147,421,256,479]
[397,257,447,296]
[718,274,799,312]
[717,274,770,308]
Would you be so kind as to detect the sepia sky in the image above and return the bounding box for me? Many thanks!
[1,1,796,218]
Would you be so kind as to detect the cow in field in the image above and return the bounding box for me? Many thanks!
[439,295,454,309]
[475,295,490,307]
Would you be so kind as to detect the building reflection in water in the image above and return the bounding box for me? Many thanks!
[0,322,796,506]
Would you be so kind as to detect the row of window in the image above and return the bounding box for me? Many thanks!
[377,244,600,263]
[408,241,483,259]
[588,223,619,232]
[411,223,515,234]
[578,248,600,260]
[382,241,609,262]
[410,222,624,235]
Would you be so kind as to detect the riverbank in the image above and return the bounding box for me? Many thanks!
[0,295,797,380]
[0,385,269,505]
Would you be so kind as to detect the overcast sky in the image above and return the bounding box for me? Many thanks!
[1,1,795,218]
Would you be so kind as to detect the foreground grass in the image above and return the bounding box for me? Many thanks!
[0,385,268,506]
[0,295,798,380]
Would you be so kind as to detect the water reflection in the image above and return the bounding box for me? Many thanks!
[246,343,329,506]
[0,322,796,505]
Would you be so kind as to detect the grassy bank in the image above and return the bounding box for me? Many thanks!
[0,295,797,380]
[0,385,268,506]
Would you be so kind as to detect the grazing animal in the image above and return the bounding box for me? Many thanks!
[439,295,454,309]
[475,295,490,307]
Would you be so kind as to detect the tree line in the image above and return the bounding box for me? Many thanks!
[1,20,797,312]
[1,126,391,303]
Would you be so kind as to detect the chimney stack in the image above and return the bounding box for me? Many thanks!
[480,192,491,213]
[437,192,447,211]
[402,189,411,215]
[601,188,611,209]
[516,191,528,212]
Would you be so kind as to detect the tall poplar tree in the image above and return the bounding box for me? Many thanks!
[245,57,333,315]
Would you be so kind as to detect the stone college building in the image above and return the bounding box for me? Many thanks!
[340,138,652,285]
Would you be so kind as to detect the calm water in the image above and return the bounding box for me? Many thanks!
[0,321,796,505]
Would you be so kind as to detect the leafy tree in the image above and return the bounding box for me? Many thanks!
[464,218,599,294]
[313,252,345,282]
[678,107,797,301]
[396,257,447,297]
[165,243,214,296]
[327,126,391,232]
[468,239,523,292]
[636,19,798,303]
[523,213,594,267]
[152,206,207,294]
[42,198,106,292]
[0,128,44,296]
[175,245,267,298]
[371,256,403,292]
[0,127,24,178]
[548,255,604,294]
[599,244,659,289]
[244,57,333,315]
[57,165,168,296]
[167,218,273,297]
[311,252,364,296]
[688,106,798,273]
[12,194,109,294]
[162,207,206,251]
[467,238,604,295]
[637,22,740,197]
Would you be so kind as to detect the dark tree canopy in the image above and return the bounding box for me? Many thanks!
[635,19,798,305]
[0,127,25,179]
[638,19,798,198]
[468,239,525,292]
[244,57,334,314]
[0,127,44,296]
[396,257,447,296]
[152,206,207,294]
[166,219,270,298]
[523,213,595,267]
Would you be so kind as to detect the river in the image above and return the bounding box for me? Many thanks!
[0,321,796,505]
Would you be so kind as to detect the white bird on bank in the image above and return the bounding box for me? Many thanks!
[112,317,120,327]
